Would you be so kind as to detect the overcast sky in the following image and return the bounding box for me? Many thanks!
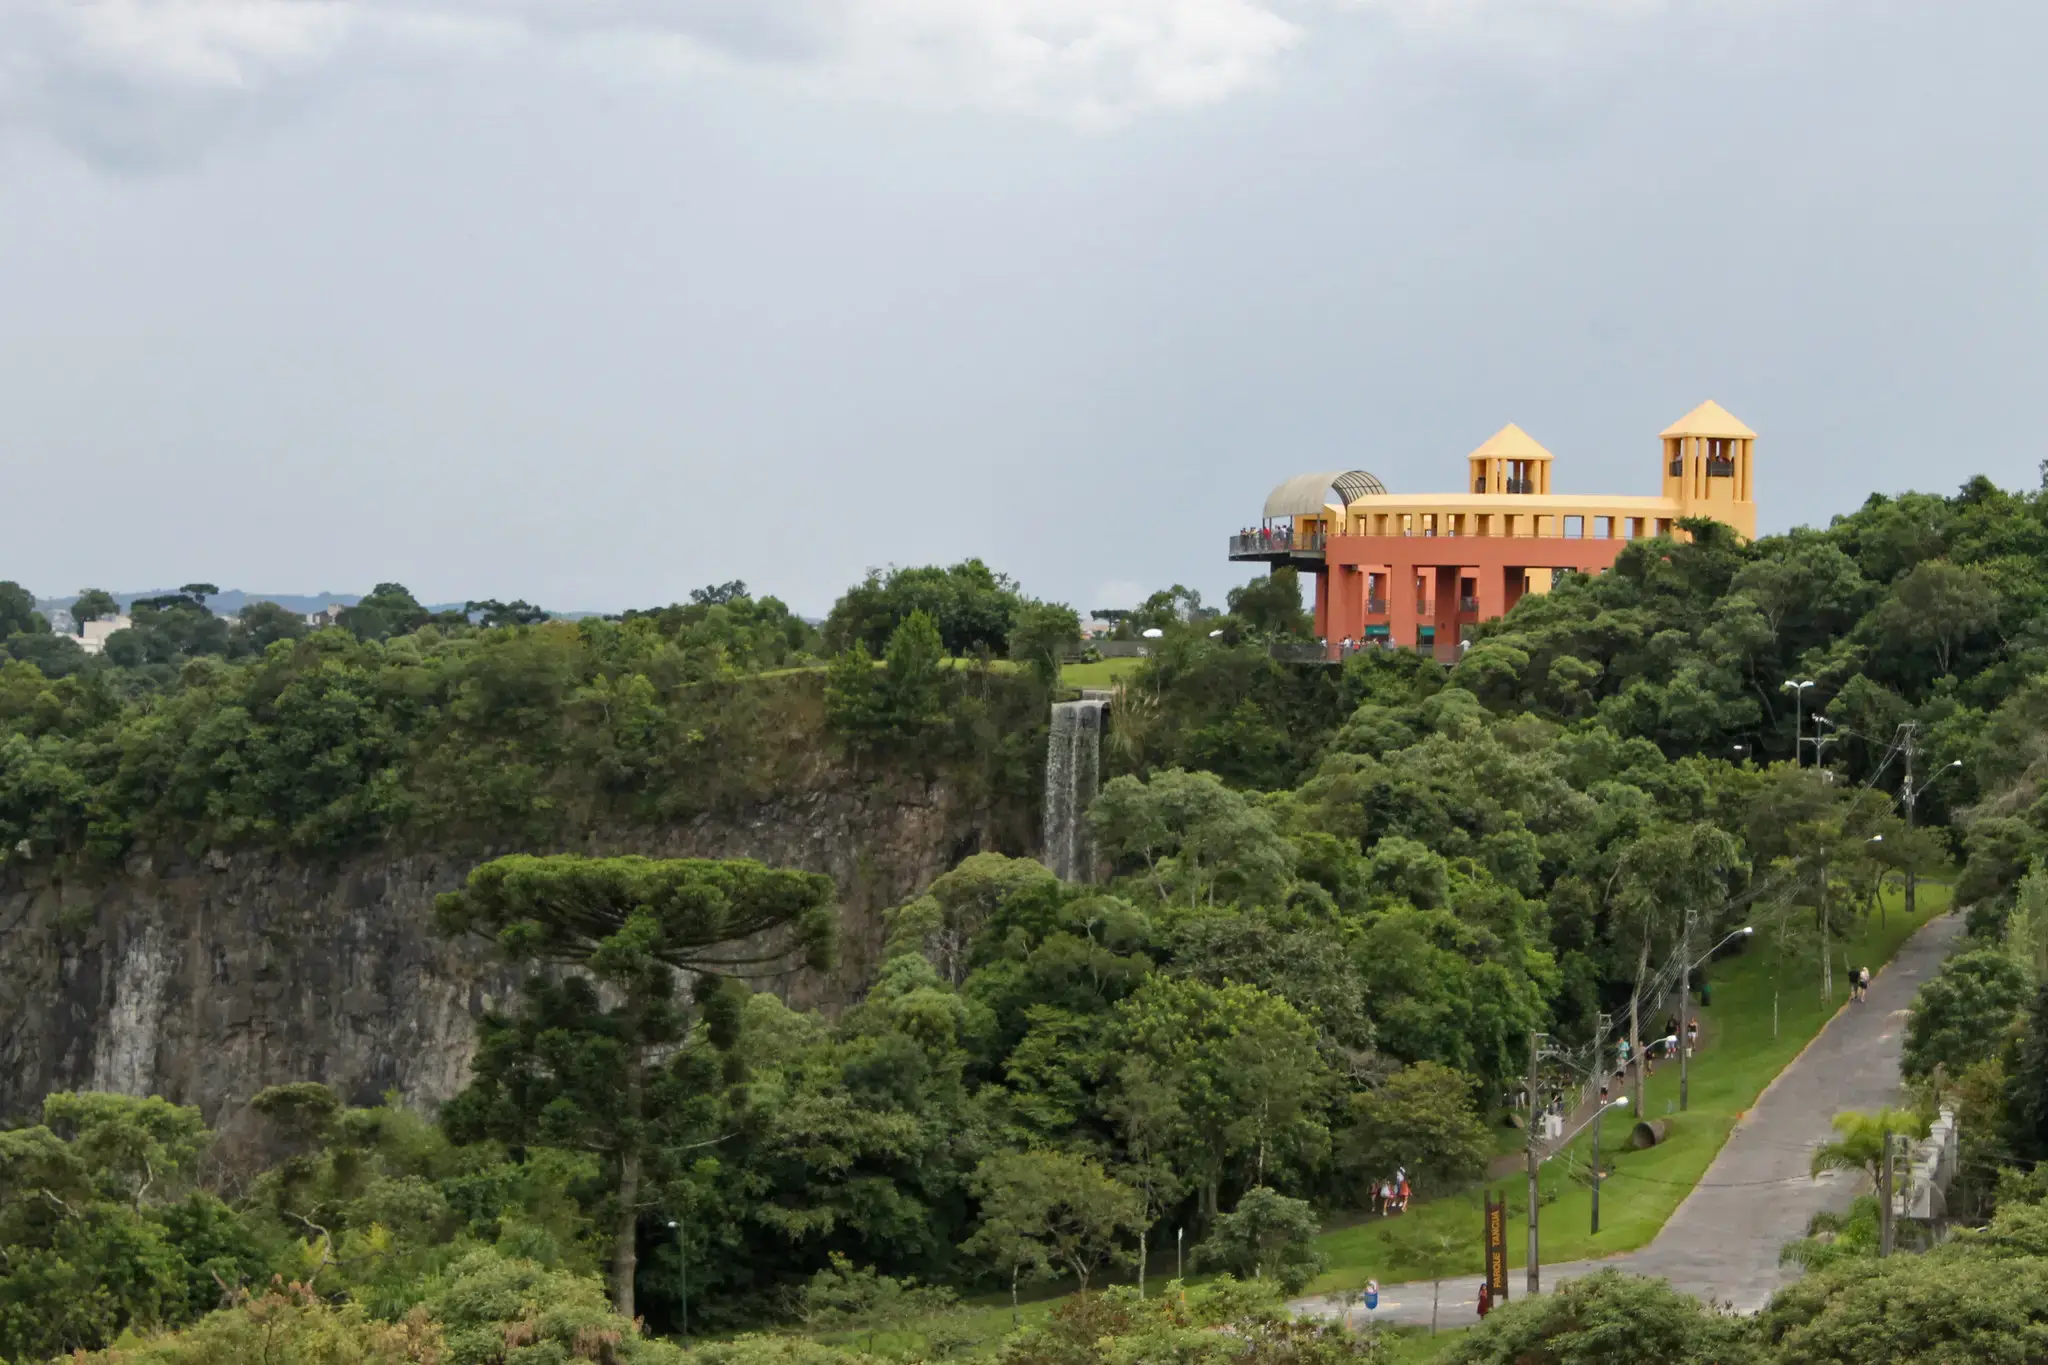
[4,0,2044,616]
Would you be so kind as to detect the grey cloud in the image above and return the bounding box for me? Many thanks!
[1,0,1742,167]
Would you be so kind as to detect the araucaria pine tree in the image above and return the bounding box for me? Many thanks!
[436,854,836,1321]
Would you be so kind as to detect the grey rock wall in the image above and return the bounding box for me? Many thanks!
[0,777,1024,1126]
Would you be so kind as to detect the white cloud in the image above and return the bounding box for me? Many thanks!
[0,0,1727,163]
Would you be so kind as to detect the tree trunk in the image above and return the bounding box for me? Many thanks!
[612,1146,641,1321]
[1011,1265,1021,1327]
[612,1046,646,1322]
[1138,1219,1149,1298]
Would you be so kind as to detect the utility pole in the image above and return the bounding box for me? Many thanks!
[1901,724,1919,920]
[1629,977,1646,1120]
[1879,1132,1897,1258]
[1678,908,1696,1112]
[1820,853,1833,1003]
[1526,1030,1544,1297]
[1591,1012,1611,1235]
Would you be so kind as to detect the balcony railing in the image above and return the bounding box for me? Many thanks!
[1366,597,1388,615]
[1460,595,1479,613]
[1228,529,1327,558]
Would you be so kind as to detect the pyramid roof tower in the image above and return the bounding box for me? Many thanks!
[1661,401,1755,440]
[1467,423,1554,461]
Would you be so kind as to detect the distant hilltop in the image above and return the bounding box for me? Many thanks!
[35,590,364,618]
[31,590,614,622]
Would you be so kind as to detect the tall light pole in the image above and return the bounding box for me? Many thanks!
[1590,1009,1614,1234]
[1526,1030,1545,1297]
[666,1218,689,1344]
[1679,926,1754,1112]
[1589,1095,1628,1234]
[1782,679,1815,766]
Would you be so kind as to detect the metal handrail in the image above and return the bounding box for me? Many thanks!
[1228,530,1327,556]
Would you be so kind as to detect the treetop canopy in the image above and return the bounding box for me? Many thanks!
[436,853,837,976]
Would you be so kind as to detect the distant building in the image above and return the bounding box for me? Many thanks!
[76,617,132,656]
[1229,400,1759,661]
[305,604,348,629]
[43,608,75,636]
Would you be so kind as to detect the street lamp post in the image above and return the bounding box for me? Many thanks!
[1679,927,1754,1112]
[1526,1031,1544,1298]
[1782,680,1815,766]
[1589,1096,1629,1234]
[666,1218,688,1344]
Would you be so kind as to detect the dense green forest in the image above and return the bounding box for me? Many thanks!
[0,568,1051,866]
[11,477,2048,1362]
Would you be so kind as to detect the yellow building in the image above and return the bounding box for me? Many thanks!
[1229,401,1758,658]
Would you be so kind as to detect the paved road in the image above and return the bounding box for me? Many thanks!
[1296,911,1965,1329]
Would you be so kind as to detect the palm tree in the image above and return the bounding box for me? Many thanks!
[1810,1107,1927,1186]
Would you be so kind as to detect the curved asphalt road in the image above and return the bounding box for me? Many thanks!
[1294,911,1966,1328]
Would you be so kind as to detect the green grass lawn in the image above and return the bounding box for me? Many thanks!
[1061,657,1148,688]
[1305,883,1950,1293]
[1380,1324,1470,1362]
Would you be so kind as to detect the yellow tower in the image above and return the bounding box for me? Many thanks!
[1660,401,1757,540]
[1466,423,1554,496]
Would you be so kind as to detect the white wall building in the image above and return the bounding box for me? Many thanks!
[76,617,131,656]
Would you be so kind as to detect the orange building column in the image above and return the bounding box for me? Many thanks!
[1478,564,1508,621]
[1312,568,1331,640]
[1432,566,1461,663]
[1328,564,1366,651]
[1387,560,1417,648]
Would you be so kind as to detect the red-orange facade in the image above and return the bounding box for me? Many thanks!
[1311,535,1630,663]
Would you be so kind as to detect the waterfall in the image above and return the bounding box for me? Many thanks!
[1042,697,1107,882]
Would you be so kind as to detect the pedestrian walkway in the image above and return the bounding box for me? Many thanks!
[1293,911,1965,1329]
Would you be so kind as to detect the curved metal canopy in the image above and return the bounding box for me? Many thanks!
[1262,470,1388,519]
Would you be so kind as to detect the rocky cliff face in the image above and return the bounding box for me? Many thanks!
[0,776,1029,1126]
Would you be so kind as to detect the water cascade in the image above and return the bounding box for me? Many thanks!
[1041,695,1108,882]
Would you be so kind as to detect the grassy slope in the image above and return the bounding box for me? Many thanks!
[1060,657,1148,688]
[1307,883,1950,1292]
